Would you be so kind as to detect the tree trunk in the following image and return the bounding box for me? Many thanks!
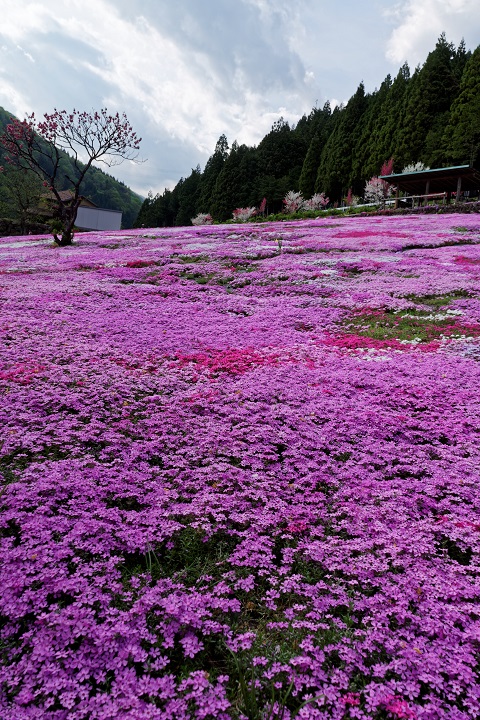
[57,230,74,246]
[54,201,80,246]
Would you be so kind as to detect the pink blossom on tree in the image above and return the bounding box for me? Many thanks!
[232,207,257,222]
[364,176,395,206]
[283,190,305,213]
[344,188,360,207]
[191,213,213,225]
[380,157,394,176]
[304,192,329,210]
[0,108,142,246]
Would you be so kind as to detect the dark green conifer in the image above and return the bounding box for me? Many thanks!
[298,103,332,198]
[197,134,229,212]
[299,132,323,198]
[354,76,392,182]
[210,142,249,221]
[175,166,201,226]
[315,83,368,200]
[397,35,466,168]
[442,45,480,165]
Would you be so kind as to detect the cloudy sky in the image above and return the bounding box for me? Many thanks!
[0,0,479,198]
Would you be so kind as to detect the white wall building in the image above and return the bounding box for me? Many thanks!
[75,205,122,231]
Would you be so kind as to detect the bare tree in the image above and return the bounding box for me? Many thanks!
[0,109,141,245]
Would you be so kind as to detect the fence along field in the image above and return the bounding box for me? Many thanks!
[1,214,480,719]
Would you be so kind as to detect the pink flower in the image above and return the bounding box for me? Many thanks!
[384,695,417,719]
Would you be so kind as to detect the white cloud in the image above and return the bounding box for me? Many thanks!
[0,0,478,196]
[0,0,315,153]
[16,45,35,63]
[385,0,480,65]
[0,3,54,42]
[0,77,31,119]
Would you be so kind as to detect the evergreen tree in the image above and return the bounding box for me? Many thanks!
[135,188,178,228]
[299,132,323,198]
[298,102,332,198]
[353,76,392,182]
[175,166,201,226]
[316,83,368,199]
[373,63,410,174]
[210,142,249,221]
[256,118,307,182]
[235,146,260,208]
[396,34,466,168]
[247,118,308,213]
[197,134,229,212]
[452,38,471,87]
[294,102,331,146]
[135,192,156,227]
[442,45,480,165]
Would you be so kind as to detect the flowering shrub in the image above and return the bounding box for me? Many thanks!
[282,191,330,214]
[303,192,329,210]
[232,207,256,222]
[364,175,395,205]
[402,161,430,173]
[1,214,480,718]
[380,157,395,176]
[344,187,360,207]
[191,212,213,225]
[283,190,305,213]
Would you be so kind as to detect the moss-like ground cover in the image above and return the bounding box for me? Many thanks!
[1,215,480,719]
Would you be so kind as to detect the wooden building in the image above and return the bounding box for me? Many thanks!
[380,165,480,207]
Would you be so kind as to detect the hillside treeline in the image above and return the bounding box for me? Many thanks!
[136,35,480,226]
[0,106,143,230]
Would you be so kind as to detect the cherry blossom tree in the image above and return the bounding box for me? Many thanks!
[364,158,396,207]
[191,213,213,226]
[283,190,305,213]
[344,188,360,207]
[303,192,329,210]
[232,207,257,222]
[364,176,395,206]
[402,161,430,173]
[0,108,142,245]
[380,157,394,176]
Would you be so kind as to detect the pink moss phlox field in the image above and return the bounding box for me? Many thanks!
[1,214,480,719]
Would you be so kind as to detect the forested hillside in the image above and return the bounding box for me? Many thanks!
[0,107,143,229]
[136,34,480,226]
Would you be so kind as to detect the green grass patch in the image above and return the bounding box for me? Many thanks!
[121,526,238,588]
[179,270,215,284]
[345,310,459,343]
[403,290,471,307]
[452,226,480,234]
